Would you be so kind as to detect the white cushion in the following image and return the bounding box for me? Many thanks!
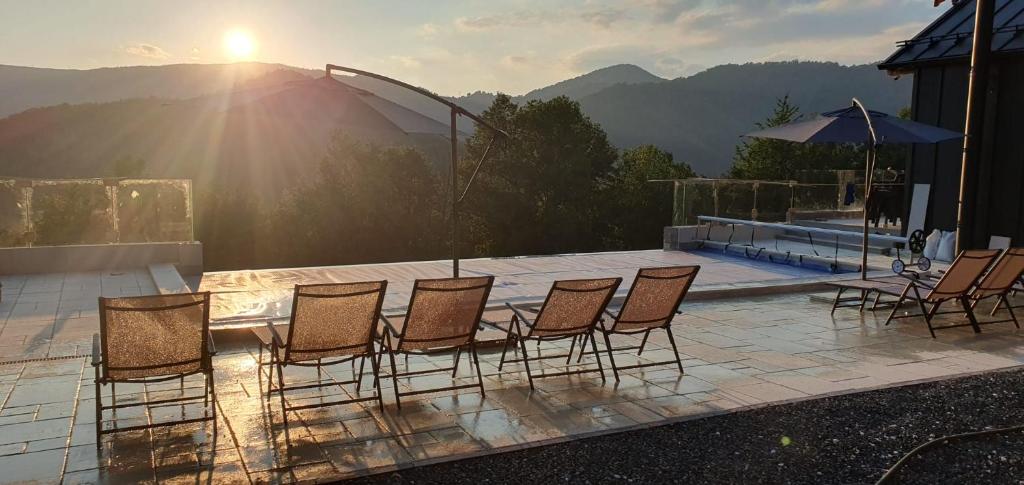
[936,231,956,262]
[923,229,941,259]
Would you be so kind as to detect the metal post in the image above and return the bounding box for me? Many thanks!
[450,108,459,277]
[955,0,994,253]
[852,98,879,281]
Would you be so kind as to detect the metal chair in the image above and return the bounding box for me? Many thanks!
[498,277,621,389]
[375,276,494,409]
[881,249,1001,337]
[588,266,699,382]
[93,292,216,448]
[255,281,387,426]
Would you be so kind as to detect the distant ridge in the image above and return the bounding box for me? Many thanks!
[519,64,665,102]
[0,60,911,177]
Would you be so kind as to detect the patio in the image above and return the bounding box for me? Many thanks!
[2,256,1023,483]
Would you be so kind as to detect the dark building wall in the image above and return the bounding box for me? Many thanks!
[908,55,1024,246]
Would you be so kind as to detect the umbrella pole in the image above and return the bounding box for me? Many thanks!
[851,98,879,281]
[861,144,876,280]
[451,108,459,277]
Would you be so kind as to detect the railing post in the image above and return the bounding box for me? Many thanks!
[18,180,33,248]
[712,181,719,218]
[105,178,120,244]
[751,182,759,221]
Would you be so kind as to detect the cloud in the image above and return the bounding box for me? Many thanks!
[123,43,171,60]
[416,23,439,38]
[668,0,924,48]
[390,55,423,69]
[454,11,542,31]
[580,8,629,28]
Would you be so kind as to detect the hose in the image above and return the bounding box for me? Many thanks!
[876,423,1024,484]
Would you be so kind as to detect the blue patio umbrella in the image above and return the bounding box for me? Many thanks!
[745,99,963,279]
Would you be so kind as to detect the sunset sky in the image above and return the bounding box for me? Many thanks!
[0,0,940,95]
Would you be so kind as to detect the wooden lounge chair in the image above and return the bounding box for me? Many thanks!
[969,247,1024,324]
[254,281,388,426]
[881,249,1001,337]
[497,277,621,389]
[93,292,216,448]
[827,275,909,314]
[375,276,494,409]
[589,266,699,382]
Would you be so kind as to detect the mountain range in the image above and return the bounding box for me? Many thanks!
[0,60,911,181]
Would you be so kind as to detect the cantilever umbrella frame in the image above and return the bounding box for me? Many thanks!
[745,98,963,280]
[325,64,510,277]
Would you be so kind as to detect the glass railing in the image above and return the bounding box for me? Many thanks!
[0,178,193,247]
[670,178,896,226]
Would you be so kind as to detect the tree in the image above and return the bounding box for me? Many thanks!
[601,145,695,249]
[267,134,445,268]
[460,95,619,257]
[730,96,862,181]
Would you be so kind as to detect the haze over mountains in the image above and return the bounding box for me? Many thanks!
[0,60,910,181]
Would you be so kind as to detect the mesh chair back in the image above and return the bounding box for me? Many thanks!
[928,249,1000,301]
[99,292,210,380]
[398,276,494,351]
[973,248,1024,298]
[614,266,699,332]
[284,281,387,363]
[530,278,621,337]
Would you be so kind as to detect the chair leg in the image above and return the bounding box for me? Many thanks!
[566,335,578,364]
[275,362,288,427]
[884,286,911,325]
[923,301,940,338]
[266,344,276,402]
[389,349,402,410]
[960,296,982,334]
[576,333,589,363]
[600,331,620,383]
[498,318,517,371]
[991,295,1003,317]
[830,287,844,314]
[1005,295,1021,329]
[515,321,535,390]
[356,355,367,392]
[470,342,486,398]
[208,369,218,427]
[587,329,605,384]
[637,330,651,356]
[665,326,685,374]
[94,369,103,449]
[452,347,462,378]
[367,348,384,411]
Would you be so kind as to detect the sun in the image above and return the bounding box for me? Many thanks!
[223,29,256,60]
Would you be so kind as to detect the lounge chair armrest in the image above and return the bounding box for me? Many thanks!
[266,320,286,347]
[207,331,218,356]
[505,302,536,327]
[380,315,401,337]
[898,271,935,289]
[91,333,102,367]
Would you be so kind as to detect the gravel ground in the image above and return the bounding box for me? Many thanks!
[346,369,1024,484]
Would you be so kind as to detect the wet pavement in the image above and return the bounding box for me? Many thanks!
[2,259,1021,483]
